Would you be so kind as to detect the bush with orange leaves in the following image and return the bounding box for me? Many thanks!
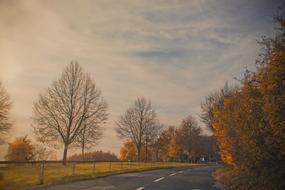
[5,136,35,161]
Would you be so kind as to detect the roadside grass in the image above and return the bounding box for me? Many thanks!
[213,166,259,190]
[213,166,235,184]
[0,162,194,190]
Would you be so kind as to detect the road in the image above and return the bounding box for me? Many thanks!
[37,165,221,190]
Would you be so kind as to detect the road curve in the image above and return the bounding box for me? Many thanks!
[35,165,220,190]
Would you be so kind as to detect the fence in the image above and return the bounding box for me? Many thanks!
[0,160,193,190]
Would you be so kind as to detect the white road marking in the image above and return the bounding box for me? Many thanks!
[169,172,177,176]
[153,177,165,182]
[136,187,144,190]
[177,170,184,173]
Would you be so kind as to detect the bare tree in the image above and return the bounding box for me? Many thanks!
[34,143,56,160]
[74,117,105,160]
[0,82,11,144]
[116,97,157,161]
[33,61,108,161]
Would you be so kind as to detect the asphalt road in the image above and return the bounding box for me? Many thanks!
[37,165,221,190]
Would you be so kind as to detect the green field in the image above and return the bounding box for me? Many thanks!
[0,162,194,190]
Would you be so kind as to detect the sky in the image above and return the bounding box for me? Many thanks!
[0,0,284,159]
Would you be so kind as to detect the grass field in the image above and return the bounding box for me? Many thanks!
[0,162,194,190]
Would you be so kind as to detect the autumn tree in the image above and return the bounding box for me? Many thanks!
[151,126,180,161]
[33,61,108,161]
[155,126,178,161]
[201,83,237,165]
[167,130,181,161]
[200,82,232,131]
[237,13,285,188]
[116,97,157,161]
[120,126,176,162]
[200,92,220,131]
[201,12,285,189]
[0,82,11,144]
[143,122,162,161]
[5,136,35,161]
[120,141,137,161]
[176,116,201,161]
[120,122,217,162]
[200,83,236,164]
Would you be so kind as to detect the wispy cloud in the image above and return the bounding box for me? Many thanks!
[0,0,283,157]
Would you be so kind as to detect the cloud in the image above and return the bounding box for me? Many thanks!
[0,0,283,158]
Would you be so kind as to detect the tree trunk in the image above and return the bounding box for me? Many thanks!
[81,126,86,160]
[81,140,85,160]
[145,141,148,162]
[62,144,68,164]
[155,146,159,161]
[137,144,141,162]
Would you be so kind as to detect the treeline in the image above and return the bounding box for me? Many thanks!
[68,150,119,161]
[1,62,217,162]
[0,62,108,161]
[4,135,120,162]
[201,15,285,189]
[0,82,11,145]
[119,115,217,162]
[5,136,57,161]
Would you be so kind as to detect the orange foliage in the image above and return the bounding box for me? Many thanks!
[120,141,136,161]
[5,136,35,161]
[212,122,234,165]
